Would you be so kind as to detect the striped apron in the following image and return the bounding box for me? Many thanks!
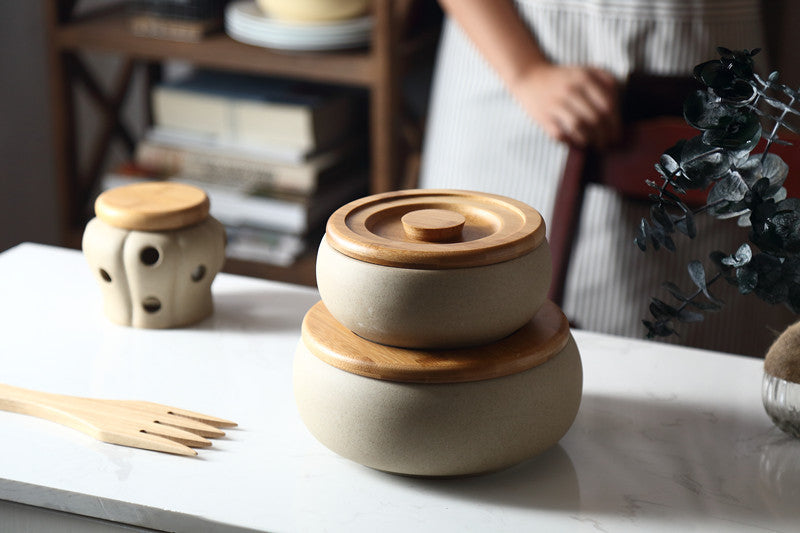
[419,0,795,356]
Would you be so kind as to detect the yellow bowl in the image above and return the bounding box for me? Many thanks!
[256,0,369,22]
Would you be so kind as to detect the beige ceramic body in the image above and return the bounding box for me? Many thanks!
[82,216,226,328]
[256,0,368,21]
[293,333,582,477]
[315,238,553,348]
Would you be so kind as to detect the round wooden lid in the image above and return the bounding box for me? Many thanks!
[325,189,546,269]
[301,300,570,384]
[95,182,210,231]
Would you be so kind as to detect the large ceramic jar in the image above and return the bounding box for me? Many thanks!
[294,300,582,477]
[82,182,226,329]
[316,189,552,348]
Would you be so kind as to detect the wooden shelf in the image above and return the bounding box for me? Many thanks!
[54,9,376,85]
[46,1,441,287]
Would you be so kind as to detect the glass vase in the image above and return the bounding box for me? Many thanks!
[762,371,800,438]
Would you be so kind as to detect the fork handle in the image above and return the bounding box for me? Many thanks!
[0,383,98,434]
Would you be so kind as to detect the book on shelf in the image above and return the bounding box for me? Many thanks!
[152,70,365,152]
[130,15,222,42]
[101,161,368,237]
[128,0,227,42]
[135,132,365,195]
[225,225,320,268]
[171,172,367,235]
[146,126,322,165]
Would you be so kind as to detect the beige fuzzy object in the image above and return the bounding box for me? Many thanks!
[764,321,800,384]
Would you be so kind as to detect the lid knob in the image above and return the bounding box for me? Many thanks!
[401,209,466,242]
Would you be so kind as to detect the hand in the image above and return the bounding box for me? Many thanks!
[510,63,621,149]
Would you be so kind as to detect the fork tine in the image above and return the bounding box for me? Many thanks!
[165,406,238,428]
[99,429,198,456]
[157,413,226,438]
[141,422,213,448]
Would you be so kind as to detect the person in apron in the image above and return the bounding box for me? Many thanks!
[420,0,795,356]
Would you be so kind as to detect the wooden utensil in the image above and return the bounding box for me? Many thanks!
[0,383,237,456]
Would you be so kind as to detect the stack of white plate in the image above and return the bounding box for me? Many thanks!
[225,1,373,51]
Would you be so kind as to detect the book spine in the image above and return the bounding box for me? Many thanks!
[175,179,309,234]
[135,141,315,194]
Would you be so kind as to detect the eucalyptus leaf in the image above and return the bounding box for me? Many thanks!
[701,112,761,150]
[662,281,688,302]
[650,298,680,320]
[687,299,722,311]
[679,137,729,186]
[676,307,705,323]
[708,173,748,203]
[736,266,758,294]
[687,260,707,291]
[722,243,752,268]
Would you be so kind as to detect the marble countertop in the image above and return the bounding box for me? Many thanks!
[1,243,798,532]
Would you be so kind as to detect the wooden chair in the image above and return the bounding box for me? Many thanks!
[547,74,800,308]
[548,74,705,308]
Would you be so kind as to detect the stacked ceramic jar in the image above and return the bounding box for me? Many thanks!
[293,189,583,477]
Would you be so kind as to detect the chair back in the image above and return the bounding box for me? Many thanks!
[548,73,800,308]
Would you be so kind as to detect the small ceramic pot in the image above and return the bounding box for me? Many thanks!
[294,300,582,477]
[82,182,226,329]
[256,0,368,22]
[316,189,552,349]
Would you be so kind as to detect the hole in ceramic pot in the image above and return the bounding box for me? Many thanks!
[99,269,112,282]
[191,265,206,282]
[143,296,161,314]
[140,246,160,266]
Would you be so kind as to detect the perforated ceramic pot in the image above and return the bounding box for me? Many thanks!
[294,300,582,477]
[316,189,552,348]
[82,182,226,329]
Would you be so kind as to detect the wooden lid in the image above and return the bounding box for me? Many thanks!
[325,189,546,269]
[95,182,210,231]
[301,300,570,384]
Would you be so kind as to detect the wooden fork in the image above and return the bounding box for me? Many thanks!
[0,383,237,456]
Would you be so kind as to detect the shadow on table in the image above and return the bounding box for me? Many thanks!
[379,444,581,512]
[196,289,320,333]
[379,393,800,523]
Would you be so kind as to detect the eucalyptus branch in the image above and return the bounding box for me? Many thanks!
[635,48,800,339]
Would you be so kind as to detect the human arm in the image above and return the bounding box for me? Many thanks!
[438,0,621,148]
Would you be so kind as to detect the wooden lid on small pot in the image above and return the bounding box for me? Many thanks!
[300,300,571,384]
[95,182,210,231]
[325,189,546,269]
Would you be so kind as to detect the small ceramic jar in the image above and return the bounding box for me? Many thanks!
[82,182,226,329]
[294,300,582,477]
[316,189,552,349]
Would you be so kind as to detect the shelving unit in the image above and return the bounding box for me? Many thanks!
[45,0,440,286]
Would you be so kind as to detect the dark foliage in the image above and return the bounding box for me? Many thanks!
[637,48,800,338]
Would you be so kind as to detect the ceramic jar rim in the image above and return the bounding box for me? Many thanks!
[95,182,210,231]
[300,300,571,384]
[324,189,547,269]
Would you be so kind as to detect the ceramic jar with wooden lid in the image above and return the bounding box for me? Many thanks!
[293,300,582,477]
[82,182,226,329]
[316,189,552,348]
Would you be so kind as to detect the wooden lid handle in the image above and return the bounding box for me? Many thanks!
[401,209,465,242]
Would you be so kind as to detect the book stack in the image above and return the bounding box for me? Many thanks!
[104,69,368,267]
[128,0,229,42]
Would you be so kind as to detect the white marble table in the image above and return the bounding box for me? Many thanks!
[1,243,798,532]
